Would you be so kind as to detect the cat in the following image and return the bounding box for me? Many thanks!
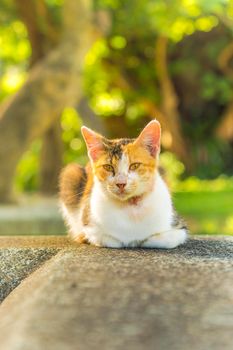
[59,120,188,248]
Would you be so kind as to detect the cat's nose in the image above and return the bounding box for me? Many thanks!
[116,183,126,191]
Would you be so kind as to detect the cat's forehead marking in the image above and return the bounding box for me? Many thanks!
[105,138,133,163]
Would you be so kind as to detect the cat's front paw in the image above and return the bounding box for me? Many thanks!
[142,229,187,249]
[89,234,123,248]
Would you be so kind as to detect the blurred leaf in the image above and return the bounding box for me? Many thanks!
[15,140,41,192]
[61,108,87,165]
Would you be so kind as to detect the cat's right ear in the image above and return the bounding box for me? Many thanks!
[81,126,104,162]
[134,120,161,157]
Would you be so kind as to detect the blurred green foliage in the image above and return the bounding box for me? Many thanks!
[0,20,30,100]
[61,108,88,165]
[15,108,88,193]
[15,140,41,192]
[174,184,233,235]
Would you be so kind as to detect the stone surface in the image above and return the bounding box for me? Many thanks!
[0,248,58,302]
[0,236,75,302]
[0,236,233,350]
[0,197,66,235]
[0,235,72,248]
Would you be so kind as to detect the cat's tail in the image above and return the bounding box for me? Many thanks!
[59,163,87,209]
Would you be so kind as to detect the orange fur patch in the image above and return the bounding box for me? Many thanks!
[125,143,157,174]
[59,164,87,208]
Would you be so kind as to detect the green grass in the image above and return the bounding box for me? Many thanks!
[173,189,233,235]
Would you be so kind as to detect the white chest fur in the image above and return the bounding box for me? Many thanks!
[87,173,173,244]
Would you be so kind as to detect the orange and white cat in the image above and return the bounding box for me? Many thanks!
[59,120,188,248]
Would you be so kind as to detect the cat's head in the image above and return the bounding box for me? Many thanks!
[81,120,161,202]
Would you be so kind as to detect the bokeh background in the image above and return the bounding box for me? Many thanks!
[0,0,232,235]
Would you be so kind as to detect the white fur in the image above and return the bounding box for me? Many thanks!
[61,171,187,249]
[118,153,129,176]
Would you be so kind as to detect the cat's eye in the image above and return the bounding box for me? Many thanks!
[103,164,114,173]
[129,163,141,171]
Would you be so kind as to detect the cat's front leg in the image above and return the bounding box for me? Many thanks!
[142,229,187,249]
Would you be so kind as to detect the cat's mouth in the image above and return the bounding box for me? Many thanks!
[113,189,141,202]
[113,191,143,205]
[116,191,130,199]
[109,189,131,201]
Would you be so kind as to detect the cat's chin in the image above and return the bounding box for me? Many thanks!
[110,192,132,202]
[108,191,143,203]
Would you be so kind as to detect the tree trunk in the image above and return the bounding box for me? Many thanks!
[39,125,63,195]
[77,97,107,135]
[15,0,63,195]
[39,119,63,194]
[0,0,94,202]
[215,102,233,140]
[155,36,190,168]
[216,42,233,141]
[14,0,59,65]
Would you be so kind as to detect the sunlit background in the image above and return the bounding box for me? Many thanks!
[0,0,232,235]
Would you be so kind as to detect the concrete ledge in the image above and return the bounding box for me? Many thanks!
[0,236,77,302]
[0,236,233,350]
[0,235,73,248]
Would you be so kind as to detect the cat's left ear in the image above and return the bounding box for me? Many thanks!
[81,126,104,162]
[134,120,161,157]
